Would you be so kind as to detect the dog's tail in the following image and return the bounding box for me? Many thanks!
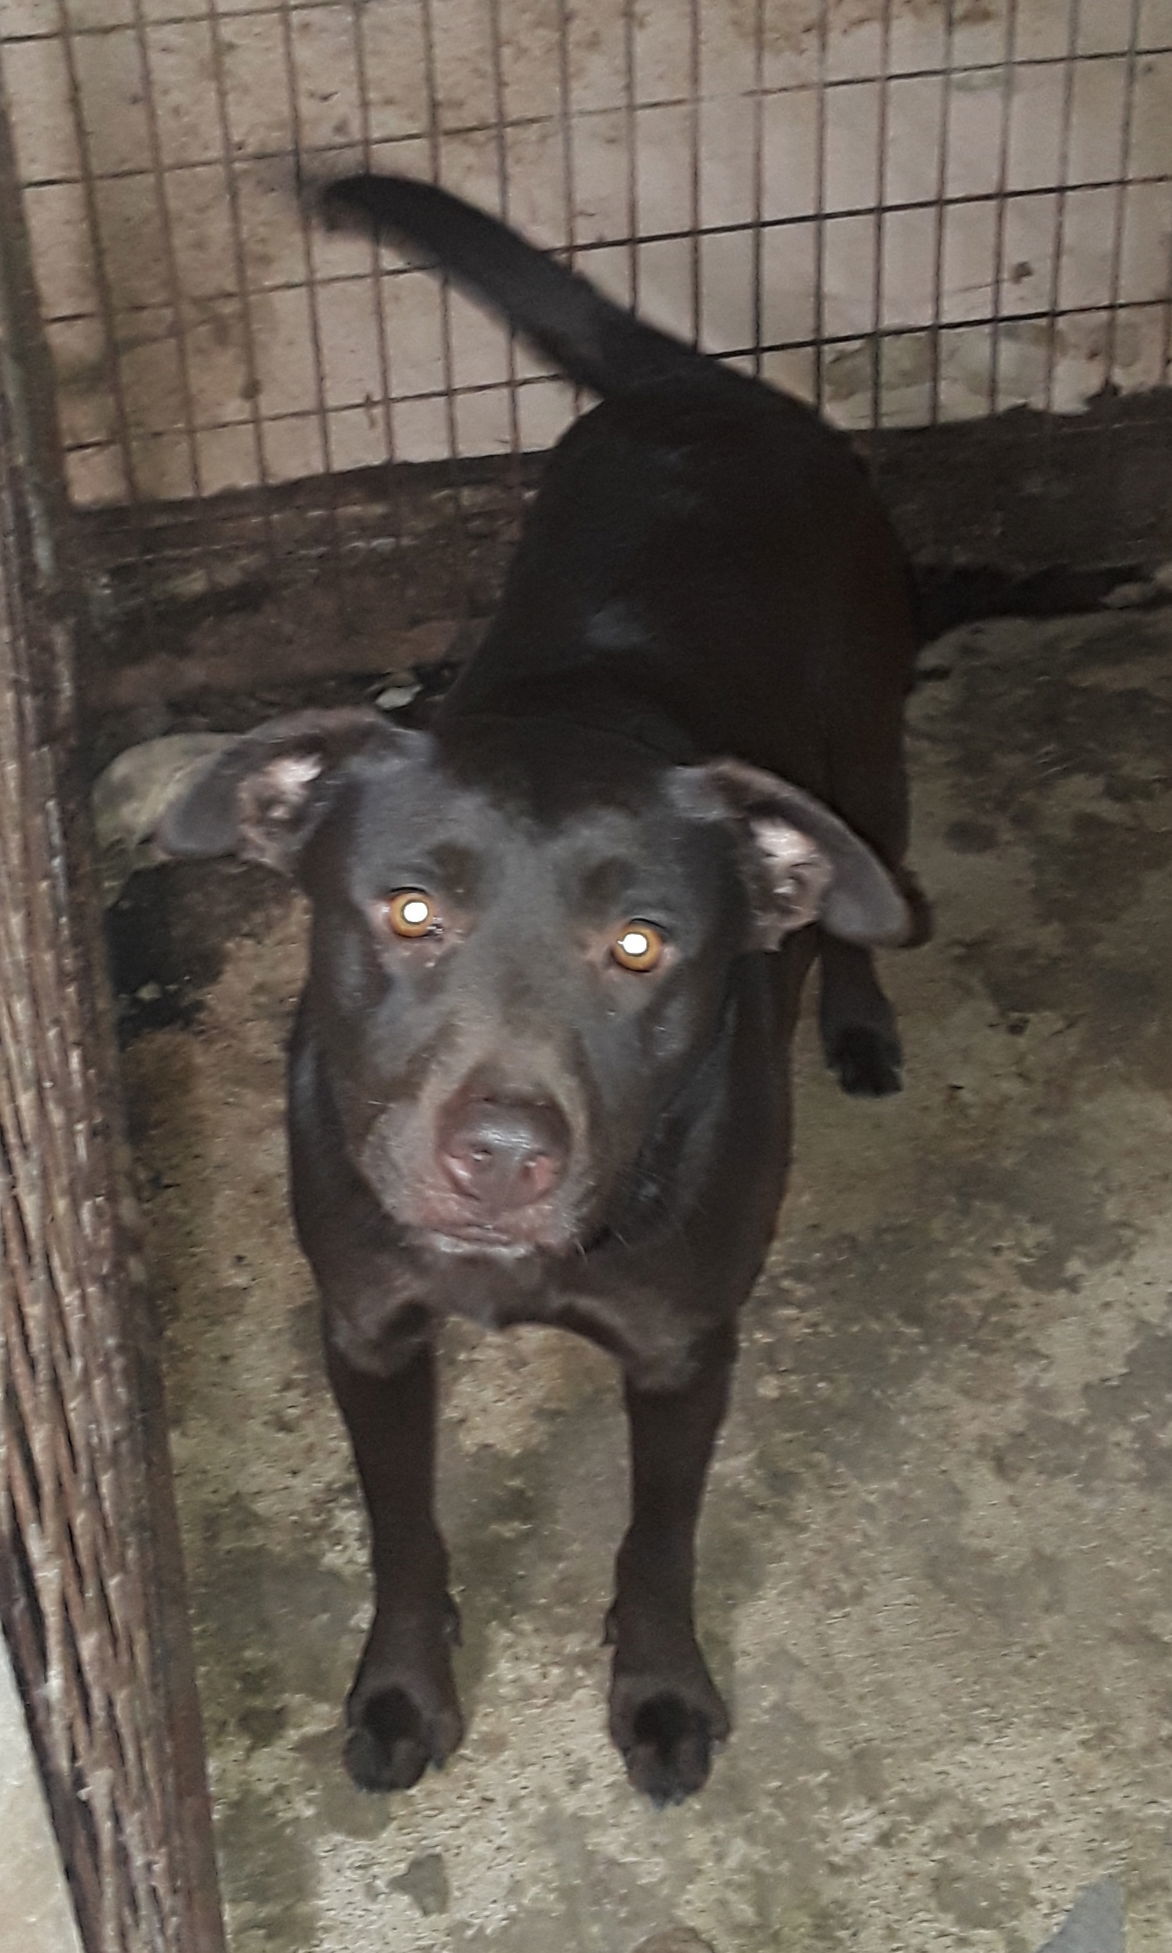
[317,172,718,400]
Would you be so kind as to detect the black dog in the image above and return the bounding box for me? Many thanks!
[158,175,928,1807]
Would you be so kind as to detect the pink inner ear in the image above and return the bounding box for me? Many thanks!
[246,750,326,834]
[751,818,834,938]
[235,748,330,867]
[755,820,817,875]
[755,820,831,889]
[268,752,325,800]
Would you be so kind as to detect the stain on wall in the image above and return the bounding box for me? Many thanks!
[1,0,1168,505]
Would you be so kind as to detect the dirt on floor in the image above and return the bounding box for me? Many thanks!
[114,607,1172,1953]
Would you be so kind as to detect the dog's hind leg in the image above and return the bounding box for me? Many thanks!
[817,934,904,1097]
[817,835,930,1096]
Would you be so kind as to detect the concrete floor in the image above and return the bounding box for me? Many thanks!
[123,607,1172,1953]
[0,1638,83,1953]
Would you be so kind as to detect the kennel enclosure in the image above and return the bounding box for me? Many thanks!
[1,2,1171,1947]
[4,0,1172,621]
[0,88,226,1953]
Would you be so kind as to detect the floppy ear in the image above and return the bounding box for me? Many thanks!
[680,757,914,948]
[154,707,421,872]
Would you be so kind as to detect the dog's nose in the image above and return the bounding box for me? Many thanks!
[438,1097,568,1210]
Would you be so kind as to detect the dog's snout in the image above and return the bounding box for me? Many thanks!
[438,1097,569,1210]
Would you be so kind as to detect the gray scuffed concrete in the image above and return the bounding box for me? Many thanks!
[1038,1881,1125,1953]
[125,609,1172,1951]
[0,1636,83,1953]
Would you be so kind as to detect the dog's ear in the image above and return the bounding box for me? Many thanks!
[155,707,421,872]
[680,758,913,948]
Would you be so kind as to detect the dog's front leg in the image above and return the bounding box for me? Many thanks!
[325,1335,463,1792]
[607,1327,735,1805]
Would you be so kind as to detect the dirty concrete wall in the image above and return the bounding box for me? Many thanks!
[0,0,1169,507]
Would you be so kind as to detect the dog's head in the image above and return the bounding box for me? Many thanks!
[157,707,909,1258]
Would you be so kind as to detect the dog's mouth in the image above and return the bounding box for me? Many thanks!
[414,1223,540,1259]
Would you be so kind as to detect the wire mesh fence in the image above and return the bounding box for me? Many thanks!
[0,89,226,1953]
[0,7,1168,1945]
[0,0,1168,613]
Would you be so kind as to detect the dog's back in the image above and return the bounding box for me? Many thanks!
[321,174,919,842]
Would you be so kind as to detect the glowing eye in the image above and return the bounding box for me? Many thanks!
[383,890,438,939]
[611,922,666,972]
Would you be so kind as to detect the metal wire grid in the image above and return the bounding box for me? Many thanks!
[0,0,1167,514]
[0,96,226,1953]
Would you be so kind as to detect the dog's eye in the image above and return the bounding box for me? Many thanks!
[382,890,440,939]
[610,922,666,972]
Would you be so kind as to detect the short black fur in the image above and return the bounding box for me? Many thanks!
[158,172,929,1805]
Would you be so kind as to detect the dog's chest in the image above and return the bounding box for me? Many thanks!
[403,1244,558,1334]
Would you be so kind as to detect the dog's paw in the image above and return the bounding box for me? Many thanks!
[609,1672,730,1807]
[344,1682,464,1793]
[826,1025,903,1097]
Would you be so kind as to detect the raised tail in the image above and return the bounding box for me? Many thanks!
[317,172,718,400]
